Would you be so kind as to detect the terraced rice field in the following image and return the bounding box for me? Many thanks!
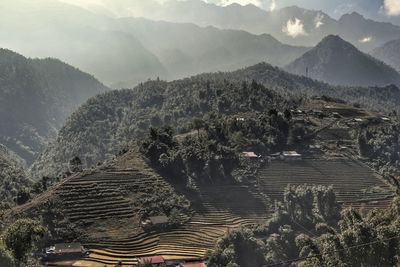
[257,157,393,208]
[80,183,270,266]
[44,153,270,267]
[43,153,392,266]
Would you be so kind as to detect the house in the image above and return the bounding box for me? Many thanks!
[142,215,169,230]
[241,151,259,159]
[44,243,88,260]
[180,262,207,267]
[138,256,166,266]
[282,151,302,161]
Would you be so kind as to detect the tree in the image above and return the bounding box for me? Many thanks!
[15,189,30,205]
[3,219,46,265]
[192,118,205,139]
[284,109,292,121]
[0,245,14,267]
[69,156,82,172]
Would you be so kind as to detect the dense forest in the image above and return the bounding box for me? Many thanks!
[0,145,31,210]
[208,186,400,267]
[30,76,297,179]
[30,62,400,180]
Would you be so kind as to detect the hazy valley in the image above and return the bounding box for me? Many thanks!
[1,1,400,267]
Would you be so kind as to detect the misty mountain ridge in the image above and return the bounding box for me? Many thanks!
[285,35,400,87]
[0,48,108,164]
[0,0,308,88]
[74,0,400,51]
[371,38,400,72]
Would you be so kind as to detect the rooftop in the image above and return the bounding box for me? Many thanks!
[54,243,83,254]
[139,255,165,264]
[242,151,258,158]
[180,262,207,267]
[283,151,302,157]
[149,215,169,225]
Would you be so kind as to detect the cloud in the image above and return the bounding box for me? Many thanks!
[269,0,276,11]
[384,0,400,16]
[359,36,373,43]
[205,0,264,7]
[314,13,325,28]
[282,18,308,38]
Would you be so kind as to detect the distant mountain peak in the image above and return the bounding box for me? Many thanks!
[285,35,400,87]
[317,35,355,50]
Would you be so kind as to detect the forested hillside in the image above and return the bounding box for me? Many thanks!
[0,145,31,209]
[0,49,108,164]
[30,76,292,179]
[285,35,400,87]
[30,62,400,179]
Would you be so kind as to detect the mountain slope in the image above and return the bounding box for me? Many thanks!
[285,35,400,87]
[30,62,400,179]
[0,0,308,86]
[0,49,108,164]
[0,144,31,207]
[114,18,309,77]
[371,39,400,72]
[0,0,169,88]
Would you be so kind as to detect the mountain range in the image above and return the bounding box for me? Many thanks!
[0,49,108,164]
[0,0,308,88]
[285,35,400,87]
[69,0,400,51]
[3,0,400,89]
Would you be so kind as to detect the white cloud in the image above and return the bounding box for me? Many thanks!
[282,18,308,38]
[384,0,400,16]
[359,36,373,43]
[206,0,265,7]
[269,0,276,12]
[314,13,324,29]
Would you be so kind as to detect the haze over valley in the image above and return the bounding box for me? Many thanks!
[1,1,400,267]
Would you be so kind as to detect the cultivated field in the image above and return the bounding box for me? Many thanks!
[32,151,270,266]
[257,157,393,208]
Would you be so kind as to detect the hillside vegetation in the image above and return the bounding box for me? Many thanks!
[0,145,31,209]
[30,62,400,179]
[0,49,108,164]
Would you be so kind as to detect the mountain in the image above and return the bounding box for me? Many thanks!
[371,39,400,72]
[0,144,31,207]
[285,35,400,87]
[77,1,400,51]
[29,61,400,179]
[0,0,308,87]
[113,18,309,77]
[0,49,108,164]
[0,0,169,88]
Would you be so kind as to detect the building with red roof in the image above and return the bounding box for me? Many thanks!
[179,262,207,267]
[138,255,165,266]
